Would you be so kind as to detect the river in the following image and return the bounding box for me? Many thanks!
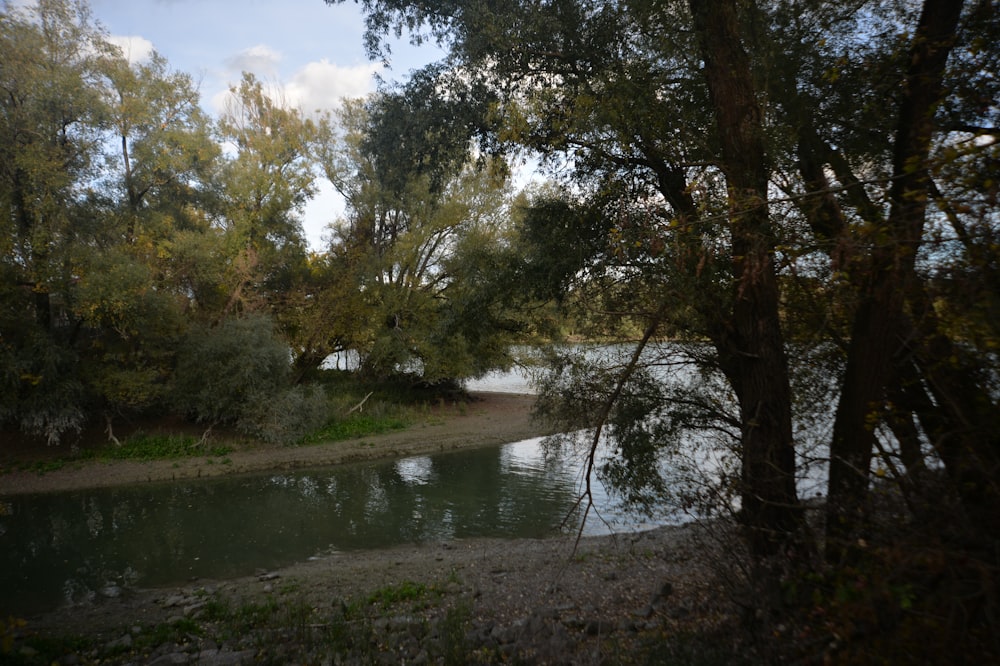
[0,364,676,617]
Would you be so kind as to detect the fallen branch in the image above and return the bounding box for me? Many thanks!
[105,414,122,447]
[196,426,213,447]
[346,391,374,415]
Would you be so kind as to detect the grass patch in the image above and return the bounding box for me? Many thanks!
[7,432,235,476]
[367,580,429,605]
[300,413,410,445]
[365,580,445,612]
[87,433,233,462]
[23,459,67,475]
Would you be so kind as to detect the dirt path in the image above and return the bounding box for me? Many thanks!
[0,392,546,496]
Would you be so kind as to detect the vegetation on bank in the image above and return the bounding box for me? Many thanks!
[1,530,750,666]
[1,375,461,475]
[2,582,478,666]
[2,0,998,662]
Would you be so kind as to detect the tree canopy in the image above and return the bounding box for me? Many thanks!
[333,0,1000,657]
[3,0,998,655]
[0,0,525,445]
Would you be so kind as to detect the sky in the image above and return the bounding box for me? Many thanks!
[88,0,444,251]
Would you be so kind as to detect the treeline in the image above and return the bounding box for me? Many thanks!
[1,0,568,445]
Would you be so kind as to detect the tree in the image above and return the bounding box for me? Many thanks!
[0,0,117,441]
[101,50,217,244]
[213,72,317,317]
[333,0,1000,568]
[74,49,220,419]
[333,0,804,557]
[312,96,523,382]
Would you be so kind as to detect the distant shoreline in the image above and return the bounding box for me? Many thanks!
[0,392,548,497]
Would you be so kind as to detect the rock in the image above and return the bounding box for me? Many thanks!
[668,605,691,619]
[100,584,123,599]
[535,606,561,619]
[184,601,207,617]
[387,614,425,638]
[196,648,256,665]
[105,633,132,650]
[148,653,189,666]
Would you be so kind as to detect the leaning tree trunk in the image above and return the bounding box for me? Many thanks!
[825,0,966,563]
[690,0,802,560]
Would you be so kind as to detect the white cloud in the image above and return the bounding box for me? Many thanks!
[107,35,155,64]
[225,44,283,78]
[284,59,381,115]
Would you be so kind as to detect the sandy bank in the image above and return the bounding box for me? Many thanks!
[0,392,548,496]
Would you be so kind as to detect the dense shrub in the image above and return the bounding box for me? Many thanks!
[241,383,331,444]
[171,315,292,428]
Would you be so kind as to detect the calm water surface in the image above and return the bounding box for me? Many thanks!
[0,437,666,616]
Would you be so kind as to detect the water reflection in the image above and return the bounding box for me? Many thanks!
[0,438,661,617]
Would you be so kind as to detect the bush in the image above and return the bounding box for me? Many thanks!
[171,314,291,427]
[241,383,330,444]
[0,332,84,445]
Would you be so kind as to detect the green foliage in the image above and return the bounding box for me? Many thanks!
[366,580,430,605]
[0,0,531,444]
[342,0,999,569]
[243,383,332,445]
[93,433,232,461]
[314,97,523,383]
[214,72,315,315]
[301,412,409,444]
[171,314,291,428]
[0,329,85,445]
[75,247,185,413]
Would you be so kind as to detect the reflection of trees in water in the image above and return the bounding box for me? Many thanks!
[0,442,592,616]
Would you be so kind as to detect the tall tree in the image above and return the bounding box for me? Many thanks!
[101,50,217,244]
[74,49,219,419]
[332,0,1000,564]
[214,72,317,317]
[332,0,805,557]
[313,96,522,382]
[0,0,116,441]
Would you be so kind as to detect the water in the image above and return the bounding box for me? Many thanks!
[0,437,670,617]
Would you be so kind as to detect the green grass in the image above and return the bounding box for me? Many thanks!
[366,580,430,605]
[87,433,233,462]
[299,412,410,445]
[9,433,235,476]
[23,459,67,475]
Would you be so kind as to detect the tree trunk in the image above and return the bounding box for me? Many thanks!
[825,0,965,562]
[689,0,802,559]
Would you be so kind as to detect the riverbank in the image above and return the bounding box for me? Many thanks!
[0,392,545,496]
[11,522,738,665]
[2,392,745,664]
